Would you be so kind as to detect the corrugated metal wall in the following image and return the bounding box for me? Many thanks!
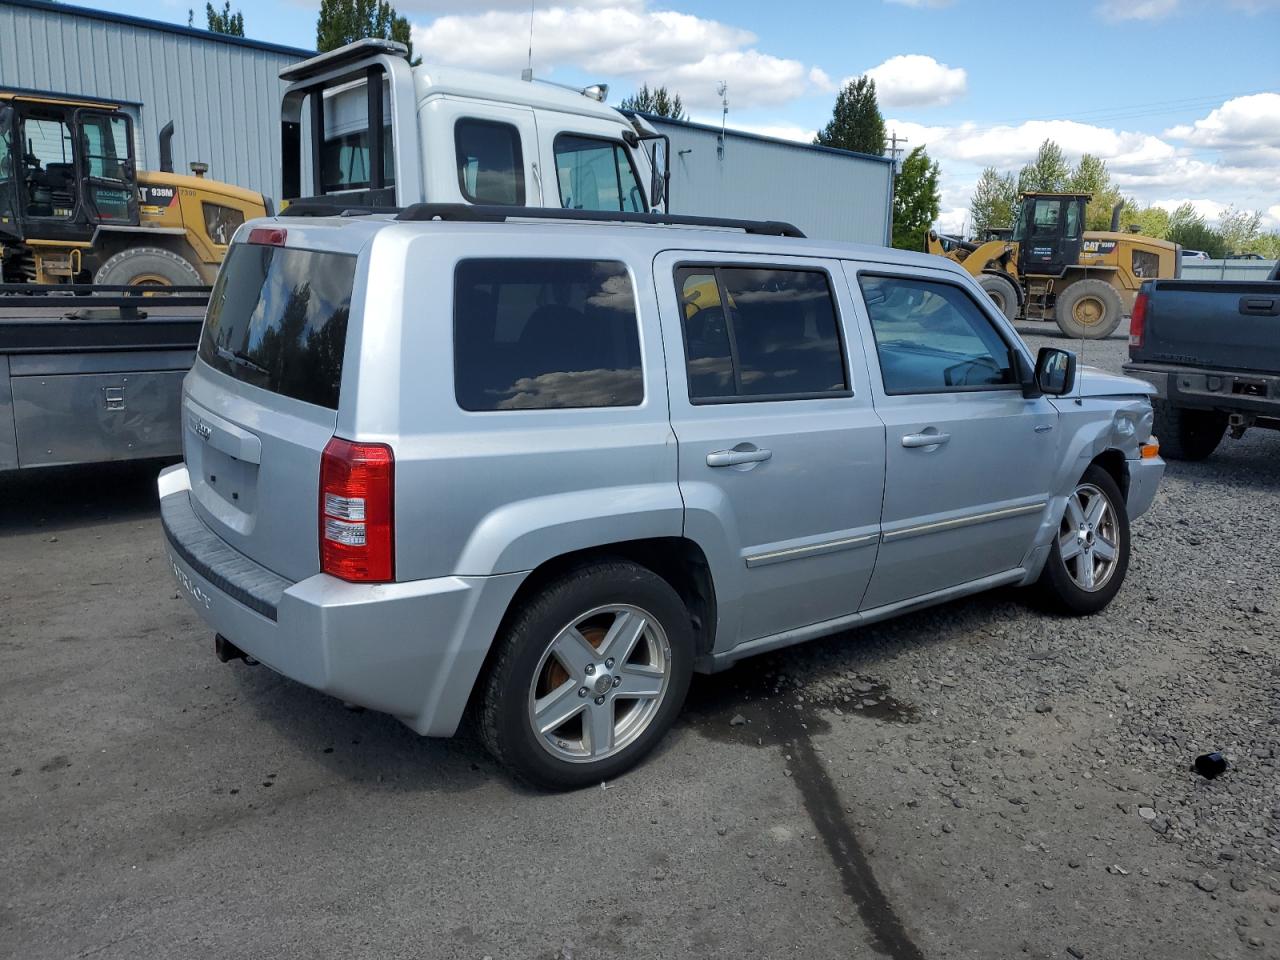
[0,0,307,201]
[651,118,894,246]
[1181,260,1277,281]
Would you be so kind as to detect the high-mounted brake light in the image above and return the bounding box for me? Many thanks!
[248,226,287,247]
[1129,289,1149,349]
[319,438,394,582]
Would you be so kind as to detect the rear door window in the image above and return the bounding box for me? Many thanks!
[454,258,643,410]
[455,119,525,205]
[675,266,849,402]
[198,242,357,409]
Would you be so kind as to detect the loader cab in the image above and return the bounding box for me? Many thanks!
[0,93,139,244]
[279,40,664,214]
[1012,192,1088,278]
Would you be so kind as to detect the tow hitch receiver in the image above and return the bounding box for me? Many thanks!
[215,634,257,665]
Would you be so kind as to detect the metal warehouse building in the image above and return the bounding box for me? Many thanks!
[0,0,308,203]
[645,116,894,245]
[0,0,893,243]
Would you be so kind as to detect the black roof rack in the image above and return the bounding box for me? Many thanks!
[278,199,401,218]
[394,203,806,238]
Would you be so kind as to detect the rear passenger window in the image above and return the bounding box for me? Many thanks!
[455,119,525,205]
[454,259,643,410]
[858,275,1016,394]
[676,266,848,402]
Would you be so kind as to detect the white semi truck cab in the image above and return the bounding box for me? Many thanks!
[278,39,668,214]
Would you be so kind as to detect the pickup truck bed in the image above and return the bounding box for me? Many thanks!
[1,286,205,471]
[1124,270,1280,460]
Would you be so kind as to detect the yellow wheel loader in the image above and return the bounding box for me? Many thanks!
[926,192,1180,339]
[0,91,268,286]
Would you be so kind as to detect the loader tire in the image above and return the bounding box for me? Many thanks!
[94,246,203,287]
[1054,279,1124,340]
[977,273,1019,321]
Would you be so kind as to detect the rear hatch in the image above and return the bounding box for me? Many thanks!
[183,223,367,582]
[1138,279,1280,374]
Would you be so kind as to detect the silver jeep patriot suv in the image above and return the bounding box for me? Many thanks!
[161,205,1164,788]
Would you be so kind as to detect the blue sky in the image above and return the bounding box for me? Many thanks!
[100,0,1280,229]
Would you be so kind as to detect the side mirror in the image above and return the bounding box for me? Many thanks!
[1035,346,1077,396]
[649,139,667,210]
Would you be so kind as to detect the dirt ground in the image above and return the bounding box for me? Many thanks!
[2,324,1277,960]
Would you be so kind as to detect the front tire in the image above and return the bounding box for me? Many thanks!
[1038,465,1131,615]
[478,561,694,790]
[978,273,1019,321]
[1152,400,1226,461]
[93,245,203,286]
[1054,279,1124,339]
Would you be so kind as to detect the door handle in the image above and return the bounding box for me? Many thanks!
[1239,297,1279,316]
[707,446,773,467]
[902,432,951,448]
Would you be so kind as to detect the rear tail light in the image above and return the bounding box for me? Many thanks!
[1129,289,1149,349]
[319,437,394,582]
[248,226,287,246]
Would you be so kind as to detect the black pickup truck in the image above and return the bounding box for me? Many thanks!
[1123,263,1280,460]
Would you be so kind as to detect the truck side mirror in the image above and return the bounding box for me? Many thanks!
[1035,347,1077,396]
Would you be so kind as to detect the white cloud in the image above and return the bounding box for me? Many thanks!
[1165,93,1280,148]
[859,54,967,108]
[1153,198,1231,220]
[411,5,819,108]
[1097,0,1179,20]
[1097,0,1280,17]
[887,94,1280,235]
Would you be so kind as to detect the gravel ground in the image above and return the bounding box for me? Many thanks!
[2,323,1277,959]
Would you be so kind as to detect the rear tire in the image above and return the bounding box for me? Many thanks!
[93,245,203,286]
[977,273,1019,321]
[1152,399,1226,461]
[1054,279,1124,339]
[1038,465,1130,615]
[478,561,694,790]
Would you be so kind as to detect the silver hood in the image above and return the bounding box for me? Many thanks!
[1075,365,1156,399]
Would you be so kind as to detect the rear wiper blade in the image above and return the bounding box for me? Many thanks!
[215,345,269,376]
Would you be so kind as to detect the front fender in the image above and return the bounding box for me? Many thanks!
[1018,396,1155,583]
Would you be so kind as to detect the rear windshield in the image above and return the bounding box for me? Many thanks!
[198,243,357,409]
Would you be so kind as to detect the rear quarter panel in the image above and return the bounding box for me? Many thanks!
[343,225,682,581]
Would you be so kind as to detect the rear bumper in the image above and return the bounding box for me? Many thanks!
[1124,362,1280,417]
[1125,454,1163,521]
[158,464,525,736]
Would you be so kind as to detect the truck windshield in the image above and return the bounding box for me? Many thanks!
[198,243,357,409]
[553,134,645,212]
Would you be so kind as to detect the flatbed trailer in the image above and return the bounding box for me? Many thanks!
[0,285,207,471]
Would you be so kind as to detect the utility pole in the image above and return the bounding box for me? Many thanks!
[716,81,728,160]
[884,130,907,246]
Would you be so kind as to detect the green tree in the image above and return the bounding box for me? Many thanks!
[1017,139,1070,194]
[316,0,414,61]
[969,165,1018,237]
[814,76,886,157]
[1067,153,1123,231]
[618,84,686,121]
[1117,199,1170,239]
[206,1,244,36]
[892,146,941,252]
[1165,204,1228,258]
[1217,205,1264,254]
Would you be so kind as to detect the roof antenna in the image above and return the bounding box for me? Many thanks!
[522,0,535,81]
